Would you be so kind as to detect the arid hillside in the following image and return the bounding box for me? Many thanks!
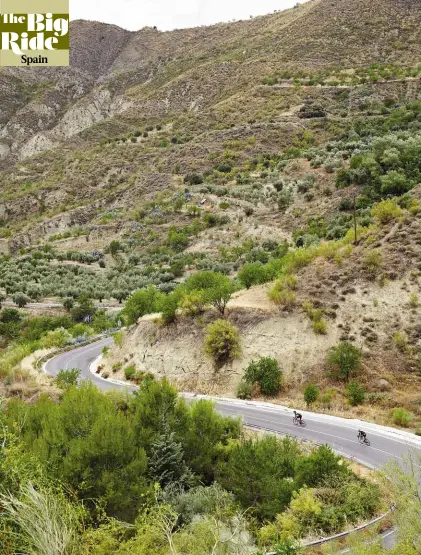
[1,0,421,172]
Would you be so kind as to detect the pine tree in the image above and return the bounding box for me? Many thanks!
[149,432,196,490]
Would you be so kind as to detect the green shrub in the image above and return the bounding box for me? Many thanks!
[278,190,293,212]
[304,384,320,406]
[284,275,297,290]
[159,291,182,324]
[112,331,124,348]
[268,276,297,308]
[269,288,296,308]
[91,311,113,333]
[237,380,253,400]
[179,290,206,316]
[380,171,411,196]
[112,362,122,373]
[125,365,136,381]
[371,199,402,224]
[309,308,323,322]
[342,480,381,523]
[215,163,232,173]
[167,229,189,252]
[319,388,335,408]
[204,319,241,366]
[312,319,328,335]
[363,250,383,276]
[55,368,80,389]
[391,407,412,427]
[244,357,283,396]
[346,381,365,406]
[409,293,419,308]
[393,331,407,352]
[238,263,271,289]
[39,327,72,348]
[339,198,354,211]
[327,342,361,381]
[69,323,92,338]
[109,240,122,256]
[296,445,349,488]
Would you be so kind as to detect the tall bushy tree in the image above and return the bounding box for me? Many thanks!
[327,342,361,381]
[13,292,30,308]
[244,357,283,395]
[70,294,95,323]
[184,270,235,315]
[295,445,349,488]
[123,286,162,324]
[304,384,320,407]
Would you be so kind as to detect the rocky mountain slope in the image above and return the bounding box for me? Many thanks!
[1,0,421,169]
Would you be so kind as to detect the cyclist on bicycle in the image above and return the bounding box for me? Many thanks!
[293,410,303,423]
[358,430,367,440]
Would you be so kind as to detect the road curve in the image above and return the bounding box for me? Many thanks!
[45,338,421,549]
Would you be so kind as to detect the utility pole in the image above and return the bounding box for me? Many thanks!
[353,194,358,245]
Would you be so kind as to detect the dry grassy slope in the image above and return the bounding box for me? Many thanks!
[108,0,421,74]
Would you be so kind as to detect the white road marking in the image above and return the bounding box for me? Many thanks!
[45,339,111,371]
[218,410,416,463]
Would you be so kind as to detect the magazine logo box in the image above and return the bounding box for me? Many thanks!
[0,0,69,66]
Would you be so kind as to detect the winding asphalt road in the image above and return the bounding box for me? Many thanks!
[44,337,421,549]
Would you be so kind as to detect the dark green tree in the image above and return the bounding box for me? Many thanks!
[346,380,366,406]
[13,292,30,308]
[327,342,362,381]
[70,294,95,323]
[216,436,300,520]
[149,431,196,490]
[244,357,283,395]
[304,384,320,406]
[296,445,349,488]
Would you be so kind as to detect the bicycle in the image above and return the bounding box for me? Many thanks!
[357,431,370,446]
[293,413,306,427]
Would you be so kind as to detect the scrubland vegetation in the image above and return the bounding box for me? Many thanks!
[0,377,385,553]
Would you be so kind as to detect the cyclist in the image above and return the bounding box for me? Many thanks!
[358,430,367,441]
[293,410,303,423]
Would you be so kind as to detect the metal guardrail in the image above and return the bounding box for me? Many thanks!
[34,331,114,372]
[302,509,394,549]
[247,424,395,553]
